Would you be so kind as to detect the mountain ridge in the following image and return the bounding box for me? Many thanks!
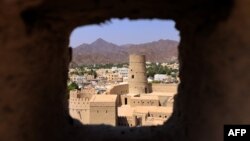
[72,38,179,65]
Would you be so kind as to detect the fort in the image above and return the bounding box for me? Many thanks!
[69,54,177,126]
[1,0,249,140]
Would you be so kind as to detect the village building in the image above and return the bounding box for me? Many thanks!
[68,54,177,127]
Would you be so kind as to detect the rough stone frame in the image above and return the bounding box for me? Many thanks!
[2,0,250,141]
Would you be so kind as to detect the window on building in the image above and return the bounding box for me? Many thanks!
[132,75,134,79]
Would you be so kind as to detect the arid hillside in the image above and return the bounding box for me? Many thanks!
[72,38,178,65]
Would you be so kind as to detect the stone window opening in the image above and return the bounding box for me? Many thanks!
[131,75,134,79]
[0,0,242,140]
[125,98,128,105]
[67,18,180,136]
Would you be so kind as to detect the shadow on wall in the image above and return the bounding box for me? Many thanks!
[1,0,244,141]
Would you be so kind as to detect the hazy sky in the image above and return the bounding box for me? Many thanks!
[69,18,180,47]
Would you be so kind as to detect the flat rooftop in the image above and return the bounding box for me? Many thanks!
[126,92,176,97]
[126,93,140,96]
[148,92,176,96]
[90,95,117,103]
[134,106,173,114]
[118,105,173,117]
[144,118,165,126]
[130,95,159,100]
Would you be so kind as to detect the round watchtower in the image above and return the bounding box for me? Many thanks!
[128,54,149,94]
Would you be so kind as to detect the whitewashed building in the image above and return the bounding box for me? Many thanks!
[154,74,168,81]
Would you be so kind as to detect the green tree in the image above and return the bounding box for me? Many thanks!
[146,64,172,77]
[67,82,79,91]
[87,69,97,78]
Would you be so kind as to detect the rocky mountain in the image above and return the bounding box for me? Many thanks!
[72,38,178,65]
